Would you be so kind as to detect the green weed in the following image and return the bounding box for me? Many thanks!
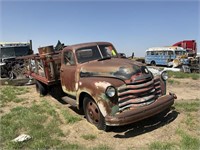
[61,109,82,124]
[57,143,83,150]
[176,129,200,150]
[174,99,200,112]
[81,134,97,140]
[91,144,112,150]
[0,86,29,106]
[168,71,200,80]
[185,113,194,127]
[149,141,176,150]
[0,100,67,149]
[167,79,180,85]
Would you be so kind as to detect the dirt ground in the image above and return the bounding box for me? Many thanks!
[1,78,200,149]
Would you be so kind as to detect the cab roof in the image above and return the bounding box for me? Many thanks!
[63,42,113,51]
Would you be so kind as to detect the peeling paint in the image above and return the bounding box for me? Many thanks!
[111,105,119,115]
[62,85,76,96]
[95,81,111,89]
[98,102,107,116]
[75,83,78,91]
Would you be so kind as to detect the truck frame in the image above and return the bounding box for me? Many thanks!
[21,42,176,131]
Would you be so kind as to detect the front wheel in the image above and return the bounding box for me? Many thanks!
[83,96,109,131]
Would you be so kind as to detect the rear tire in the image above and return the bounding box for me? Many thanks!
[151,61,156,66]
[83,96,109,131]
[35,80,48,96]
[49,83,65,100]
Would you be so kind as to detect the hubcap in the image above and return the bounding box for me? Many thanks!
[86,101,100,124]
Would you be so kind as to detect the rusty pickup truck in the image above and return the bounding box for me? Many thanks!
[22,42,176,131]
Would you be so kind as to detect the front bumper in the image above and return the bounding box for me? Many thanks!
[105,93,176,126]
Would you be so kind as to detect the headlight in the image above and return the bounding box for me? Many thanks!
[161,71,168,81]
[105,86,116,98]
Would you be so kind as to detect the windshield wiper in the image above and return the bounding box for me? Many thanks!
[98,56,111,61]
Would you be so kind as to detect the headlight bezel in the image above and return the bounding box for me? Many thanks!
[161,71,168,81]
[105,86,116,98]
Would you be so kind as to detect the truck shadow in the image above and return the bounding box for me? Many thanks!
[112,108,179,138]
[48,92,85,115]
[48,91,179,137]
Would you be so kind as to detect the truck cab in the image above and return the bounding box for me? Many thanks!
[59,42,176,130]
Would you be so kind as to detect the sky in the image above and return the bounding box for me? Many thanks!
[0,0,199,57]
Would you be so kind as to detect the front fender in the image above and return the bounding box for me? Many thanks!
[77,77,125,117]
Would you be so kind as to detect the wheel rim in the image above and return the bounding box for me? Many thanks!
[86,101,100,125]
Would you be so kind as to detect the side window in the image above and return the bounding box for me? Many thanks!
[76,46,101,63]
[168,51,173,55]
[64,51,75,65]
[163,51,167,55]
[151,51,155,55]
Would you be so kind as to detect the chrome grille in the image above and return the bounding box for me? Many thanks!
[118,77,162,111]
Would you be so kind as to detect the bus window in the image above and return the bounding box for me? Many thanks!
[163,51,167,55]
[175,51,186,56]
[158,51,164,55]
[168,51,173,55]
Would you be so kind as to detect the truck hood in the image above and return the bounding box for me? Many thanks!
[80,58,151,80]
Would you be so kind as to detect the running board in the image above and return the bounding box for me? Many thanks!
[61,96,77,107]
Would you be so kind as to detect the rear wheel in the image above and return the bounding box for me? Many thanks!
[35,80,48,96]
[151,61,156,66]
[83,96,109,131]
[49,83,65,100]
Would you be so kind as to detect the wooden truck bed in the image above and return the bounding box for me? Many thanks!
[19,46,62,85]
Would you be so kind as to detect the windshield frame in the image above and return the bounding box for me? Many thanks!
[75,44,118,64]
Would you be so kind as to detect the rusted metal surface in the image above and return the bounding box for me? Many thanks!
[117,75,165,113]
[105,93,176,126]
[19,49,61,85]
[22,42,176,129]
[85,100,101,125]
[0,41,33,79]
[38,45,54,56]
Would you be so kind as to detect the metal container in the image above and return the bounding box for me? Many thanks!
[38,45,54,56]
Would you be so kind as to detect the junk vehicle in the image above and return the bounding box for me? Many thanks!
[0,41,33,79]
[173,40,199,73]
[173,40,197,57]
[21,41,176,131]
[145,46,189,67]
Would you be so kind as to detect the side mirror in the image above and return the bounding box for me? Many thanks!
[119,53,126,58]
[132,52,134,58]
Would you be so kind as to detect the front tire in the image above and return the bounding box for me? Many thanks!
[83,96,109,131]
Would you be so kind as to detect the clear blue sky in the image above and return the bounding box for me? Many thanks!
[1,0,199,57]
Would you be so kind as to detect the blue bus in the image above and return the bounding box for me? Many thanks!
[145,46,188,67]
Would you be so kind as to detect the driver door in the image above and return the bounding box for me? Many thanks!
[60,50,77,97]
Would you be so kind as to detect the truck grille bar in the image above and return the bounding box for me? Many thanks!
[118,77,162,111]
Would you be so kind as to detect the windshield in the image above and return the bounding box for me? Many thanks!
[76,45,118,63]
[0,46,30,59]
